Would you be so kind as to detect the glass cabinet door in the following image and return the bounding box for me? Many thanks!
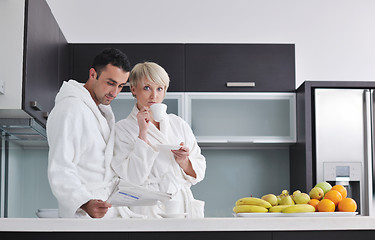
[112,92,184,122]
[185,92,296,143]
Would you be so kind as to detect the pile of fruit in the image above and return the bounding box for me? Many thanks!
[233,182,357,214]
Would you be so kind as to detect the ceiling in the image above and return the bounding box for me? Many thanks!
[46,0,233,43]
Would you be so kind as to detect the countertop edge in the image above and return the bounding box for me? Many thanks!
[1,217,375,232]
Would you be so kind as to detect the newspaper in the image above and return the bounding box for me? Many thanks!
[107,178,172,207]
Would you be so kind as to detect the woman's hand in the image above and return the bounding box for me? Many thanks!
[137,106,150,142]
[171,142,197,178]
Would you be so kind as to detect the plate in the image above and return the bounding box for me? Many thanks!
[233,212,358,217]
[157,144,181,151]
[234,212,283,217]
[281,212,358,217]
[158,213,188,218]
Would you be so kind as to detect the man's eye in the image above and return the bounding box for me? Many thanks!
[108,82,115,86]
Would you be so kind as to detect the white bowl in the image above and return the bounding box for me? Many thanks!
[36,209,58,218]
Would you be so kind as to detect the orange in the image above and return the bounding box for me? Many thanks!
[331,185,347,199]
[308,199,320,211]
[317,199,335,212]
[324,190,342,206]
[337,198,357,212]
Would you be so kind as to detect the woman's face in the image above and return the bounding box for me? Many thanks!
[131,78,166,110]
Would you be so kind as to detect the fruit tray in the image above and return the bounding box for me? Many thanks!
[233,212,358,217]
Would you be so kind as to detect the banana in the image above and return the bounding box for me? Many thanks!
[233,205,269,213]
[235,197,272,208]
[281,204,316,213]
[269,205,293,212]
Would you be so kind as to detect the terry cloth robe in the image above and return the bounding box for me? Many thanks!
[47,80,135,218]
[112,105,206,218]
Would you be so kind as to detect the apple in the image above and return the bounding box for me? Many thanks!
[261,194,278,206]
[309,186,324,200]
[293,192,310,204]
[315,182,332,195]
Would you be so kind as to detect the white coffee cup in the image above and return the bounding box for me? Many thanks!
[162,200,181,214]
[150,103,167,122]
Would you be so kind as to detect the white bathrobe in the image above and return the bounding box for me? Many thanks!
[47,80,130,218]
[112,105,206,218]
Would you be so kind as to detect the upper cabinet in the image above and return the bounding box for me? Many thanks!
[70,44,185,92]
[71,43,295,93]
[22,0,69,126]
[186,92,296,145]
[185,44,295,92]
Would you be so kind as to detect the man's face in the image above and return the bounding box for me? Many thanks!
[91,64,129,105]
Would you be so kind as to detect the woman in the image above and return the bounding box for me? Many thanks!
[112,62,206,218]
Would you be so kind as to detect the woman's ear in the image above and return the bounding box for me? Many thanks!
[130,85,136,97]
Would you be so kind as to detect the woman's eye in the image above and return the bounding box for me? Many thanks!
[143,86,150,90]
[157,87,163,92]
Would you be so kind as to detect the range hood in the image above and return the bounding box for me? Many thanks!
[0,117,46,141]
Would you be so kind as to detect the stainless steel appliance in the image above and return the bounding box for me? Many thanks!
[314,88,373,215]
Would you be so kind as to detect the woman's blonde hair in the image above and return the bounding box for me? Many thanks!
[129,62,170,91]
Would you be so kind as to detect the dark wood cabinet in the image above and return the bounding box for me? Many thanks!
[129,231,272,240]
[273,230,375,240]
[185,44,295,92]
[70,44,185,92]
[2,230,374,239]
[22,0,69,126]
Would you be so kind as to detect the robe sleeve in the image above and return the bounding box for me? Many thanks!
[180,119,206,185]
[47,101,92,218]
[112,120,159,185]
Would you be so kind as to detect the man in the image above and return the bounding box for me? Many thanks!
[47,48,131,218]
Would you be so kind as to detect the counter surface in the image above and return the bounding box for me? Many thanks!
[1,216,375,232]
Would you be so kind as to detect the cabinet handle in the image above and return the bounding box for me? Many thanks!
[30,101,42,111]
[226,82,255,88]
[42,112,49,119]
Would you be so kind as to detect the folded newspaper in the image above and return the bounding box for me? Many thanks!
[107,179,172,207]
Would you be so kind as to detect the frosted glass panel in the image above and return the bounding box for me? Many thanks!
[111,97,136,122]
[7,143,57,218]
[191,149,290,217]
[191,99,291,137]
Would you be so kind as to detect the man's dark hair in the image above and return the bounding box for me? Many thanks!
[91,48,131,77]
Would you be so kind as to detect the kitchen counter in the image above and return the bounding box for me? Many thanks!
[1,216,375,232]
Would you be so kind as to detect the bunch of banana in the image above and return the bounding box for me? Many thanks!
[233,205,268,213]
[281,204,315,213]
[269,205,293,212]
[233,197,272,213]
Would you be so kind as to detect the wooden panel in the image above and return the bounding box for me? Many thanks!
[71,44,185,92]
[22,0,68,126]
[185,44,295,92]
[129,231,272,240]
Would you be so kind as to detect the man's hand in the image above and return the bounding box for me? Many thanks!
[81,199,112,218]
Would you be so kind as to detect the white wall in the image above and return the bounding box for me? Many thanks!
[46,0,375,88]
[0,0,24,109]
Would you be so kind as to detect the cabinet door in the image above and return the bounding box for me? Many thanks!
[186,93,296,144]
[71,44,185,92]
[273,230,375,240]
[23,0,68,126]
[185,44,295,92]
[129,232,272,240]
